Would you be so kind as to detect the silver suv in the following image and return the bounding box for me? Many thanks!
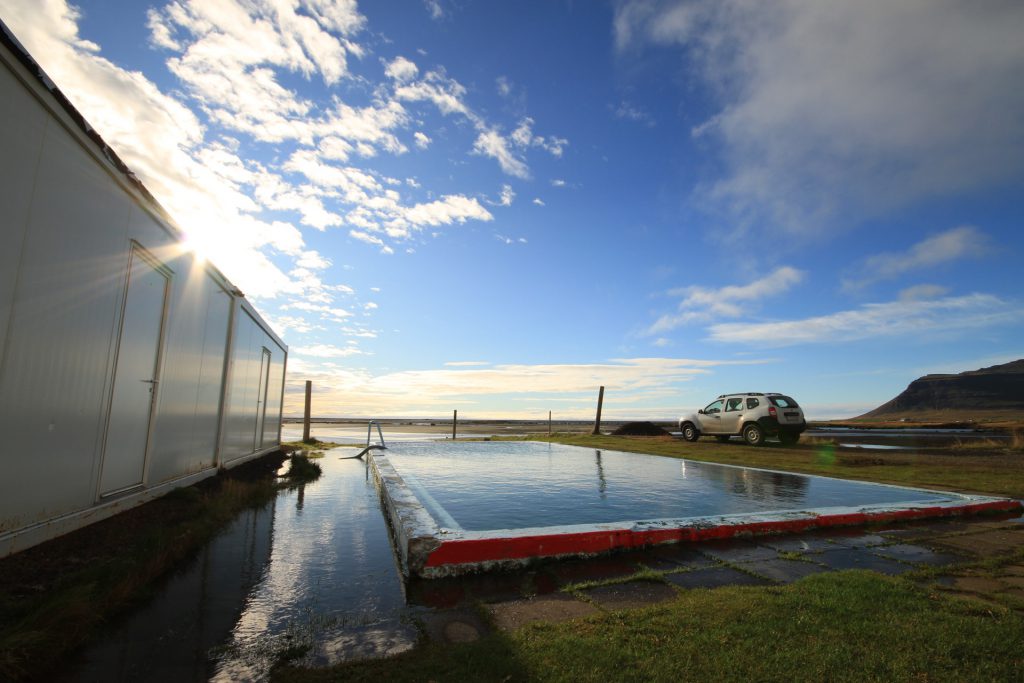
[678,393,807,446]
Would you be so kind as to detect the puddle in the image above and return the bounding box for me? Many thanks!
[837,443,914,450]
[67,457,418,681]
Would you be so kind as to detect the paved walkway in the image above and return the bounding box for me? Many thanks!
[412,515,1024,643]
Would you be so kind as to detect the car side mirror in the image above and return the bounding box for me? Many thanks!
[698,409,704,415]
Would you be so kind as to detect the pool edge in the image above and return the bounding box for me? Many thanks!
[369,451,1023,578]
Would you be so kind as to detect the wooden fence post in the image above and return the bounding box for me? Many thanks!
[302,380,312,442]
[592,386,605,435]
[453,409,458,440]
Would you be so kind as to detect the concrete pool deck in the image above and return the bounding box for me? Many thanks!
[413,516,1024,641]
[369,449,1022,578]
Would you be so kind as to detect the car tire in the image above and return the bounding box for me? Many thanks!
[715,435,731,443]
[742,423,765,446]
[681,423,700,442]
[779,432,800,446]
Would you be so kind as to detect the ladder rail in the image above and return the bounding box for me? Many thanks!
[340,420,387,459]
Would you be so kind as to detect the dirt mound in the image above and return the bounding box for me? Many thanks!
[612,421,671,436]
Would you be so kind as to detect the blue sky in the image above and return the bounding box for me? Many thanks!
[4,0,1023,419]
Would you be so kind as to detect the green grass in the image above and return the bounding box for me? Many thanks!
[496,434,1024,498]
[275,571,1024,682]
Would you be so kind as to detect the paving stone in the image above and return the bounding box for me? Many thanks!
[741,558,831,584]
[759,535,836,554]
[878,527,946,541]
[928,531,1024,557]
[952,576,1008,594]
[871,544,961,566]
[999,575,1024,589]
[581,581,678,611]
[547,557,639,587]
[663,566,771,590]
[635,547,716,572]
[827,533,888,548]
[931,575,957,587]
[420,610,490,644]
[697,540,780,564]
[814,548,913,575]
[408,571,531,608]
[485,594,598,632]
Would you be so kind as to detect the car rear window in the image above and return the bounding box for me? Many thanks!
[769,396,799,408]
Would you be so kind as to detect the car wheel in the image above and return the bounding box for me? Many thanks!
[715,435,731,443]
[681,423,700,442]
[779,432,800,446]
[742,423,765,446]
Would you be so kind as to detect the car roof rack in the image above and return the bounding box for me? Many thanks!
[717,392,766,398]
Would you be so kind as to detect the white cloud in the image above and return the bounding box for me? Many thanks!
[498,184,515,207]
[384,55,418,82]
[283,356,772,417]
[708,294,1021,346]
[413,131,431,149]
[647,267,804,335]
[423,0,444,20]
[445,361,490,367]
[899,284,949,301]
[403,195,493,227]
[473,129,530,178]
[294,343,366,358]
[615,1,1024,236]
[496,76,512,97]
[613,101,654,126]
[843,226,988,291]
[551,179,566,187]
[532,198,545,206]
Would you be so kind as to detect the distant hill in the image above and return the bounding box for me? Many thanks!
[858,359,1024,421]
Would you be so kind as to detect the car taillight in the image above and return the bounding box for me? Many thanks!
[769,406,777,418]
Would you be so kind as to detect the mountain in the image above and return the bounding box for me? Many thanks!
[858,359,1024,420]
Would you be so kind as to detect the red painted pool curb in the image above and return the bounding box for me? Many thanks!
[423,499,1022,568]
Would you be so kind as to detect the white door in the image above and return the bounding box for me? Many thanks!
[253,347,271,450]
[100,247,169,497]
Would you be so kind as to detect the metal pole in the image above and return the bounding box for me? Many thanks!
[592,386,605,435]
[452,409,458,440]
[302,380,312,442]
[548,410,552,436]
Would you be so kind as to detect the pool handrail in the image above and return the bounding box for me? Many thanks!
[341,419,387,459]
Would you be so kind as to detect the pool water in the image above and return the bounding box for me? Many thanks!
[385,441,963,532]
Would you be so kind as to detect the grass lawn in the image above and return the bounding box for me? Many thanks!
[277,570,1024,682]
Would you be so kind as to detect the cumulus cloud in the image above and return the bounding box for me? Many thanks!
[384,55,418,82]
[708,294,1021,346]
[842,226,989,292]
[646,267,804,335]
[615,0,1024,236]
[413,131,431,149]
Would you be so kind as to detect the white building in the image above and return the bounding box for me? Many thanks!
[0,23,287,556]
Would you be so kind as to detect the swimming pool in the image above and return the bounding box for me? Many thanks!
[372,442,1020,578]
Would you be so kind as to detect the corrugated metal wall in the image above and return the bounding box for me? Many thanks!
[0,28,288,554]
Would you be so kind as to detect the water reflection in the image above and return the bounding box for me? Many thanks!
[385,441,958,531]
[594,450,607,497]
[68,500,276,682]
